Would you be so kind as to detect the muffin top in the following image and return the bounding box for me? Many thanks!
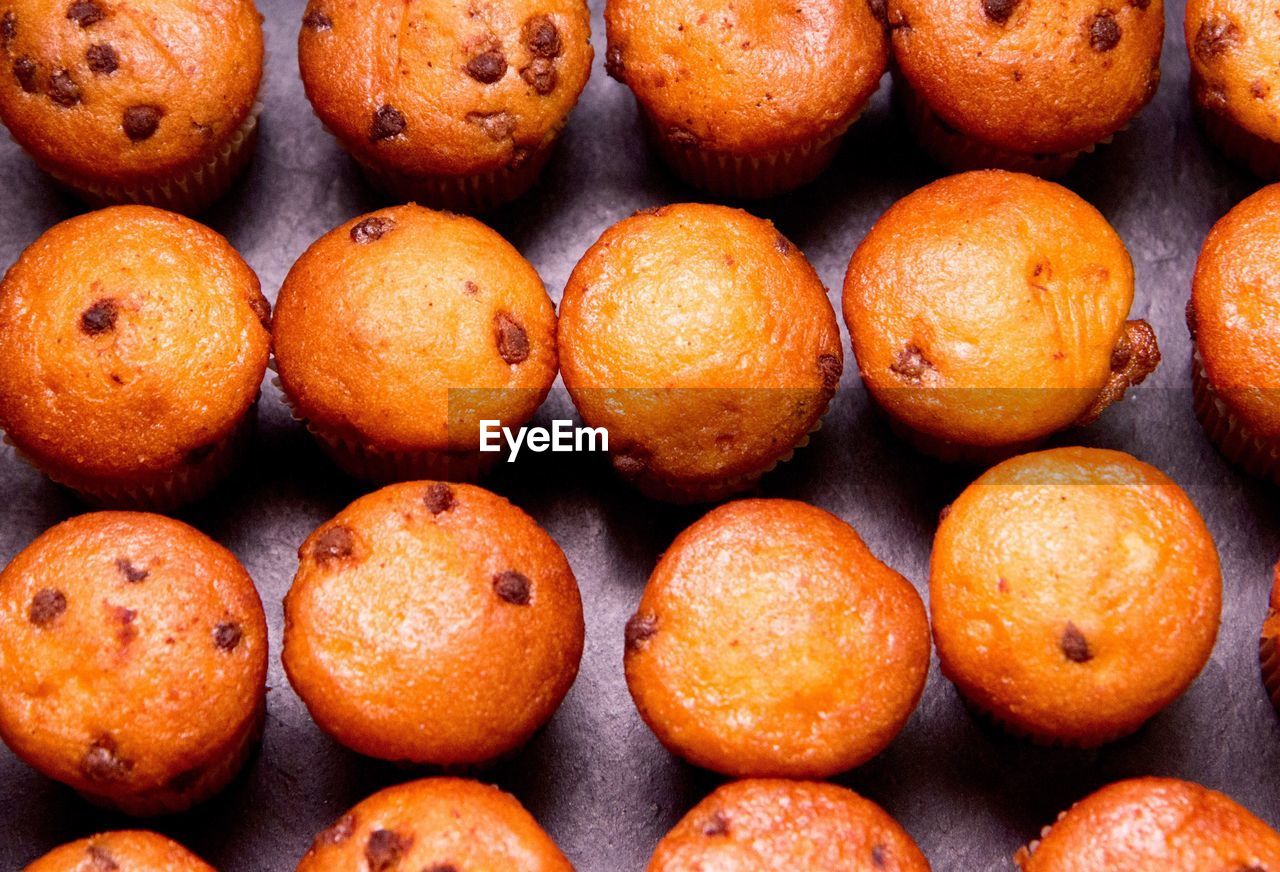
[297,778,571,872]
[649,779,930,872]
[283,482,583,766]
[1190,183,1280,439]
[559,204,842,496]
[0,206,270,486]
[1187,0,1280,143]
[844,170,1157,449]
[0,512,267,800]
[273,205,558,454]
[25,831,214,872]
[0,0,263,186]
[890,0,1163,155]
[604,0,887,154]
[931,447,1221,745]
[298,0,592,178]
[625,499,930,779]
[1015,777,1280,870]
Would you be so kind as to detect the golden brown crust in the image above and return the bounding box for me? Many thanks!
[931,448,1222,747]
[1015,778,1280,870]
[844,171,1154,450]
[649,780,930,872]
[1186,0,1280,144]
[0,0,262,187]
[625,499,930,779]
[604,0,887,154]
[298,0,592,178]
[272,204,558,455]
[296,778,571,871]
[558,204,842,501]
[890,0,1163,155]
[25,830,214,872]
[283,482,584,766]
[0,512,268,813]
[0,206,268,495]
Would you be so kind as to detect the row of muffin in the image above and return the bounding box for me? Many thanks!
[0,0,1276,216]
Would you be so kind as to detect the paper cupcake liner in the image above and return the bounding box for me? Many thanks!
[1260,612,1280,713]
[1192,349,1280,483]
[1195,99,1280,179]
[1013,814,1065,869]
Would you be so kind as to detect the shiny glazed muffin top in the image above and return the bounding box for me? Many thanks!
[1187,0,1280,142]
[24,831,214,872]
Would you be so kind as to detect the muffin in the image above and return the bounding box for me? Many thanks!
[1187,0,1280,177]
[0,0,263,213]
[1015,777,1280,869]
[0,512,268,815]
[625,499,930,778]
[1261,561,1280,711]
[931,447,1221,747]
[0,206,270,509]
[297,0,592,212]
[1189,183,1280,482]
[889,0,1163,176]
[272,205,558,483]
[648,780,930,872]
[296,778,571,871]
[604,0,887,198]
[25,831,214,872]
[559,204,843,503]
[283,482,583,767]
[844,171,1159,463]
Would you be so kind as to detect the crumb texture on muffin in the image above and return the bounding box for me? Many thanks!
[24,830,215,871]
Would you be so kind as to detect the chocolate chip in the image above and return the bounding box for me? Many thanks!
[86,845,119,872]
[350,216,394,244]
[467,110,515,141]
[123,104,163,141]
[67,0,104,27]
[365,829,410,871]
[302,8,332,30]
[320,814,356,845]
[424,865,458,872]
[521,57,557,94]
[424,483,454,514]
[667,127,699,148]
[605,44,625,79]
[1061,622,1093,663]
[1089,12,1121,52]
[369,104,406,141]
[48,69,80,106]
[114,558,147,583]
[982,0,1018,23]
[249,291,271,328]
[524,15,562,58]
[818,354,842,391]
[214,622,242,651]
[495,312,530,364]
[29,589,66,626]
[890,344,934,384]
[12,57,37,93]
[872,844,887,867]
[625,612,657,650]
[1252,79,1269,99]
[493,570,532,605]
[1128,0,1149,7]
[775,233,792,255]
[867,0,888,27]
[464,281,480,295]
[702,811,729,837]
[1195,16,1240,61]
[86,43,118,74]
[80,299,118,335]
[466,48,507,84]
[312,525,355,564]
[1,12,15,49]
[81,736,132,782]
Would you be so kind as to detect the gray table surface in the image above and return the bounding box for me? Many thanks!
[2,0,1278,869]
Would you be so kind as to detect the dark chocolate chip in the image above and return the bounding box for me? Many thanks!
[493,570,532,605]
[521,57,557,94]
[495,312,530,364]
[350,216,394,244]
[67,0,104,28]
[818,354,842,391]
[982,0,1019,23]
[890,344,934,384]
[625,612,657,650]
[81,736,132,782]
[867,0,888,27]
[85,845,119,872]
[248,291,271,329]
[48,69,80,106]
[320,814,356,845]
[122,104,163,141]
[702,811,729,837]
[29,589,67,625]
[524,15,562,58]
[1,12,16,49]
[464,281,480,295]
[86,43,118,74]
[302,8,332,30]
[424,865,458,872]
[872,844,887,867]
[1128,0,1149,8]
[365,829,410,871]
[369,104,406,141]
[775,233,792,255]
[1195,16,1240,61]
[605,44,624,79]
[80,299,118,335]
[667,127,699,148]
[466,48,507,84]
[12,56,37,93]
[1061,622,1093,663]
[424,483,454,514]
[1089,12,1121,52]
[467,110,515,141]
[115,558,148,583]
[214,622,242,651]
[312,525,355,564]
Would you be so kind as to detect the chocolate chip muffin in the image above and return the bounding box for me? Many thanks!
[296,778,572,871]
[604,0,888,198]
[0,0,263,212]
[844,171,1158,462]
[625,499,930,778]
[559,204,843,503]
[1015,777,1280,869]
[0,512,268,815]
[297,0,592,211]
[890,0,1164,176]
[0,206,270,510]
[648,780,930,871]
[272,204,558,483]
[931,447,1221,747]
[283,482,583,767]
[24,831,214,872]
[1187,0,1280,177]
